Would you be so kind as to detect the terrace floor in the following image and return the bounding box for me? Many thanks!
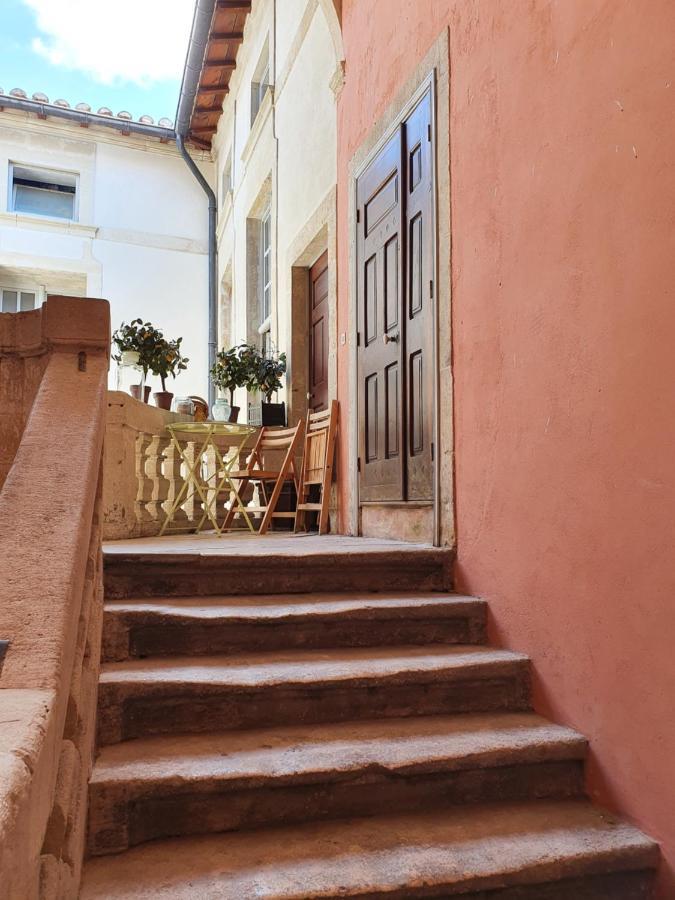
[103,532,437,557]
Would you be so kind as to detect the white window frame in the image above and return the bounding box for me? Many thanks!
[250,43,270,126]
[259,208,272,337]
[8,162,79,222]
[0,284,46,314]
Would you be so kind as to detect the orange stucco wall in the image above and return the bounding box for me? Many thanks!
[336,0,675,893]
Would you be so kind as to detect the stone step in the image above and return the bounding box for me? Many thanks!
[80,799,658,899]
[97,645,531,745]
[103,545,452,598]
[102,593,487,661]
[87,711,586,855]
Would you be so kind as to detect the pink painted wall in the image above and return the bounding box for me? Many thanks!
[336,0,675,893]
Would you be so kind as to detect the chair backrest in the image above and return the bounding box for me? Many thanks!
[302,401,338,485]
[247,421,305,471]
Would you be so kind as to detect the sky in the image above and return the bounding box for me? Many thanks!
[0,0,195,123]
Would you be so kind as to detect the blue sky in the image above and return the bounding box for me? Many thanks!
[0,0,195,123]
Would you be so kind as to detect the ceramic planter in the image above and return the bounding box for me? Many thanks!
[261,402,286,426]
[130,384,151,403]
[153,391,174,410]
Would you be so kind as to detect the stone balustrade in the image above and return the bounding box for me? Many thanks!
[103,393,257,541]
[0,296,110,900]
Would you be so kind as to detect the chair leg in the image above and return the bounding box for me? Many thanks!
[318,484,330,535]
[222,477,249,531]
[294,468,307,533]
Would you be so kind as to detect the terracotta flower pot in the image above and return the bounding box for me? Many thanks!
[130,384,151,403]
[153,391,174,411]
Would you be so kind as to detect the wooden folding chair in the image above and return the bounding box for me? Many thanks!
[295,400,338,535]
[221,420,305,534]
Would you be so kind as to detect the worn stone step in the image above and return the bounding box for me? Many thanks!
[80,799,658,899]
[97,645,531,745]
[87,711,586,855]
[102,593,487,661]
[103,545,452,598]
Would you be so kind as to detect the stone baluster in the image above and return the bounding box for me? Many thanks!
[162,437,190,531]
[144,434,171,528]
[134,432,154,532]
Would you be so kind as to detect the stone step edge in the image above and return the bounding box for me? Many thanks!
[90,720,587,795]
[80,800,659,900]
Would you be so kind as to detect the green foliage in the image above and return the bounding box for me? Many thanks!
[210,344,253,405]
[210,344,287,405]
[149,336,189,391]
[252,350,287,402]
[112,319,188,389]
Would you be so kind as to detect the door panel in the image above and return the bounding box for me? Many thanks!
[357,130,405,501]
[404,91,434,500]
[309,252,329,412]
[356,87,434,505]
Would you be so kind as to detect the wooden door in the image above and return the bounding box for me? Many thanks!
[356,88,434,504]
[309,251,329,412]
[357,130,405,501]
[404,91,434,500]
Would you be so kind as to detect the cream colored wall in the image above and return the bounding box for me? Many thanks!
[212,0,339,418]
[0,113,214,398]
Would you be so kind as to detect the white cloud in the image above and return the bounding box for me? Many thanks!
[24,0,195,86]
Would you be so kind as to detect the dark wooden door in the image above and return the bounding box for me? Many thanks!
[404,90,434,500]
[356,88,434,503]
[357,130,405,501]
[309,251,329,412]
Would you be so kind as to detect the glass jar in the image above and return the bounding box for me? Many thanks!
[172,397,195,416]
[212,398,231,422]
[116,350,145,399]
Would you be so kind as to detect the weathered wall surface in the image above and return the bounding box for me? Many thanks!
[336,0,675,893]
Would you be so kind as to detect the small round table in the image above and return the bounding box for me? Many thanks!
[159,421,257,536]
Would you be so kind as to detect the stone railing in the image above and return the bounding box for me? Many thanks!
[103,393,257,541]
[0,296,110,900]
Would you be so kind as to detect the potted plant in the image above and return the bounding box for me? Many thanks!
[251,349,287,426]
[210,344,251,422]
[112,319,151,402]
[149,334,189,410]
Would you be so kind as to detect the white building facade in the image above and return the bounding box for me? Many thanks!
[208,0,343,422]
[0,107,214,398]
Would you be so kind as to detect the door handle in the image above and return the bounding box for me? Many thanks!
[383,331,399,345]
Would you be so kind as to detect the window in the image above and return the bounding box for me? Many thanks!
[1,287,40,313]
[260,209,271,327]
[250,45,270,126]
[9,164,77,220]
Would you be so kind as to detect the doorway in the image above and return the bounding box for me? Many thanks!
[309,251,329,413]
[356,87,435,507]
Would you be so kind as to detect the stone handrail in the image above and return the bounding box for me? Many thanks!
[103,393,258,541]
[0,296,110,899]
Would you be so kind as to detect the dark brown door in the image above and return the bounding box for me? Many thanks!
[356,88,434,503]
[357,130,405,501]
[309,251,329,412]
[404,90,434,500]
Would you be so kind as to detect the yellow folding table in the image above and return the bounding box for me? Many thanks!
[159,422,257,536]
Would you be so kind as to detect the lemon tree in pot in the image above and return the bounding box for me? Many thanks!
[149,334,189,410]
[250,349,287,426]
[210,344,251,422]
[112,319,155,402]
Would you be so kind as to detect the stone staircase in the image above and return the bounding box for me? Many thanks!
[81,544,658,899]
